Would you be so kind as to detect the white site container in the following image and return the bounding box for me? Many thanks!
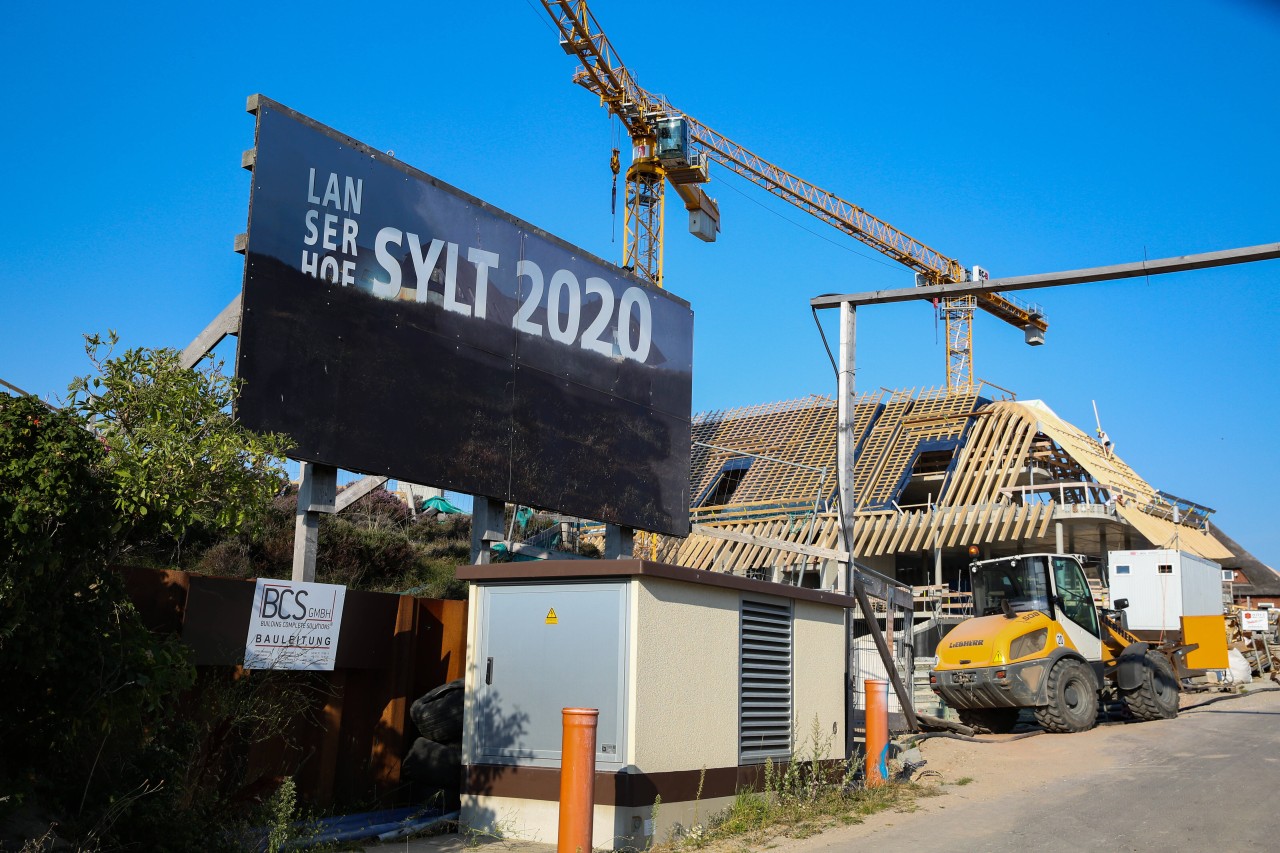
[1107,549,1223,632]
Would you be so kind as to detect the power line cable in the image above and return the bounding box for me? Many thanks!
[712,167,906,273]
[521,0,558,34]
[811,308,839,380]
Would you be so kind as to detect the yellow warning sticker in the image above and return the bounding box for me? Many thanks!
[545,608,558,625]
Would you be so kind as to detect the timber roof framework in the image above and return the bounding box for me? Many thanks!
[652,388,1236,581]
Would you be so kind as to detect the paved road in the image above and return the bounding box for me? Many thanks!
[793,685,1280,852]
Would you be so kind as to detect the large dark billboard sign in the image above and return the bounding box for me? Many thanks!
[235,97,692,536]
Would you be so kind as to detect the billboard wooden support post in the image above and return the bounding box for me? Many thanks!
[557,708,599,853]
[293,461,337,582]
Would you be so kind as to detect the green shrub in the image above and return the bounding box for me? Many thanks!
[66,332,290,568]
[0,394,196,846]
[192,487,472,598]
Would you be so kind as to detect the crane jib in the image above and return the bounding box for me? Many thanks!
[543,0,1047,390]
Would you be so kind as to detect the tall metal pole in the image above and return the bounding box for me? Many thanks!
[837,302,858,756]
[837,302,858,586]
[835,302,919,742]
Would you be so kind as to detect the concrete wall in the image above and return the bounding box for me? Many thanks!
[860,554,896,577]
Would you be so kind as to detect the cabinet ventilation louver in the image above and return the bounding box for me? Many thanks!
[739,598,793,763]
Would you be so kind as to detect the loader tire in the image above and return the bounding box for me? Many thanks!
[1120,651,1180,721]
[957,707,1020,734]
[1034,658,1098,733]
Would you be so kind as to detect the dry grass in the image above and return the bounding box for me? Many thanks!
[647,719,938,853]
[648,781,931,853]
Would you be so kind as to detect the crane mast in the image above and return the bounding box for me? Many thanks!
[541,0,1047,392]
[544,0,717,287]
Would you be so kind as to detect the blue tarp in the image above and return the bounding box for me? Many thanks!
[252,806,454,850]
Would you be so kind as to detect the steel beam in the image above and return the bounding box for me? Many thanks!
[810,242,1280,310]
[0,378,57,411]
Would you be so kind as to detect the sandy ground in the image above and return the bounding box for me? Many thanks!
[774,685,1279,852]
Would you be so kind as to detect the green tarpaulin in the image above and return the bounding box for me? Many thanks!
[422,495,463,514]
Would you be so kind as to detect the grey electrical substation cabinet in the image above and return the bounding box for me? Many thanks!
[457,559,852,849]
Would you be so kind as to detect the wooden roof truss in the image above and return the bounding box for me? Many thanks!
[643,392,1233,573]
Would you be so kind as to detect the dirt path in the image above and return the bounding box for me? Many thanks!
[780,685,1280,852]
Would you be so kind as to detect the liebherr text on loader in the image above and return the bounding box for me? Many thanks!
[930,553,1185,734]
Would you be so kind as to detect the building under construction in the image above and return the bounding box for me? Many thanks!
[640,386,1277,605]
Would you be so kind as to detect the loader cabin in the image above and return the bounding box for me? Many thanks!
[971,554,1101,639]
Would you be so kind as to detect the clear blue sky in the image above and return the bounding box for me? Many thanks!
[3,2,1277,568]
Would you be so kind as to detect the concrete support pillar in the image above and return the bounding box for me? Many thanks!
[470,496,506,564]
[604,524,634,559]
[934,548,943,587]
[293,462,337,582]
[1055,521,1065,555]
[403,482,444,515]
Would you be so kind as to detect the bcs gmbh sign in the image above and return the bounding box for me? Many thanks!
[234,97,693,536]
[244,579,347,671]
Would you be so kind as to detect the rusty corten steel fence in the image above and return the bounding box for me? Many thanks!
[120,566,467,808]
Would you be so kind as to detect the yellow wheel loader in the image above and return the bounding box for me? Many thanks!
[930,553,1182,734]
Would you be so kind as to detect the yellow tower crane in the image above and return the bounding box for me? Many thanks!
[542,0,1049,392]
[542,0,721,289]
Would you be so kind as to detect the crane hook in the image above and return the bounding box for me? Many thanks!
[610,147,620,216]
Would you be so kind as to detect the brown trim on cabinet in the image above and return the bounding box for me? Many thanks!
[463,760,846,808]
[457,559,856,609]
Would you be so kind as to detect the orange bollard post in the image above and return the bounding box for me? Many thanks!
[558,708,599,853]
[864,678,889,787]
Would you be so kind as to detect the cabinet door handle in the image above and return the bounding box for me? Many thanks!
[485,657,494,685]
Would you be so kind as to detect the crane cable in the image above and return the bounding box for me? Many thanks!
[610,148,620,232]
[610,117,621,243]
